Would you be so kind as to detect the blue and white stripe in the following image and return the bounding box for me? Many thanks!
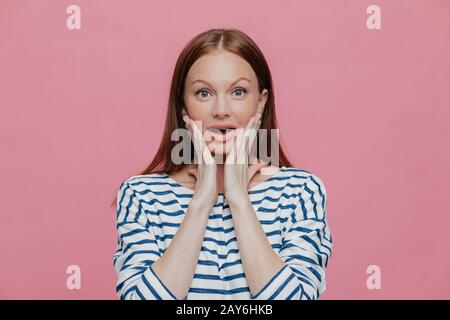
[113,166,332,300]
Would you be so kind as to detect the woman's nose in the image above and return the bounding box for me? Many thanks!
[212,96,231,117]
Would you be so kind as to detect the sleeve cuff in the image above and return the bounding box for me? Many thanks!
[251,265,293,300]
[134,264,179,300]
[250,265,301,300]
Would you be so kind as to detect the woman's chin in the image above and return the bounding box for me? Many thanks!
[208,142,232,158]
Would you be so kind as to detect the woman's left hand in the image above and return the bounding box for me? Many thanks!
[224,111,268,203]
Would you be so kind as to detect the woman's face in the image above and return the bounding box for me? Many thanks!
[183,49,268,157]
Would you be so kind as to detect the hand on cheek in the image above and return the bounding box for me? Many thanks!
[223,110,267,200]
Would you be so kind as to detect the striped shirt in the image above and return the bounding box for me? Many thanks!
[113,166,332,300]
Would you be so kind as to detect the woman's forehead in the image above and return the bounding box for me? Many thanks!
[186,51,257,86]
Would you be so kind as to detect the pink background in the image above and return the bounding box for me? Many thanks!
[0,0,449,299]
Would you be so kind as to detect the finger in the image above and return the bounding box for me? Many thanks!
[191,119,215,165]
[249,112,263,158]
[195,123,214,165]
[231,127,244,165]
[248,139,258,165]
[188,119,203,164]
[248,116,259,155]
[238,129,250,165]
[255,112,262,129]
[184,116,208,165]
[184,118,193,140]
[245,115,256,130]
[244,116,257,142]
[238,116,257,164]
[225,133,237,165]
[183,116,193,144]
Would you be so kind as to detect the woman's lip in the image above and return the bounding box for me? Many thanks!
[208,125,237,130]
[207,128,236,142]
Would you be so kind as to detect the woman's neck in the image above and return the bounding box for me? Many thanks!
[215,164,225,193]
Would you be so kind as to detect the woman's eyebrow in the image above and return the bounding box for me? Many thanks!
[190,77,251,86]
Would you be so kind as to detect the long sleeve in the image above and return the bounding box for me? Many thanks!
[113,181,179,300]
[250,174,333,300]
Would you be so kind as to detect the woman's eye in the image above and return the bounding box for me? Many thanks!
[233,88,247,97]
[196,88,247,99]
[196,89,210,99]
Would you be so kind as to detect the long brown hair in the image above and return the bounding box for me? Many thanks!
[111,28,293,207]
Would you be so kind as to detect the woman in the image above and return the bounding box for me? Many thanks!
[113,28,332,300]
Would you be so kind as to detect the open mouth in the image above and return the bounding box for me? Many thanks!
[207,128,236,142]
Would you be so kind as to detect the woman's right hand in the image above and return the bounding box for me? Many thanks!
[182,110,217,208]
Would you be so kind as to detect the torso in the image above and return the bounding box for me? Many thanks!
[114,166,331,300]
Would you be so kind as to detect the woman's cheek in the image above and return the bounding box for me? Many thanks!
[232,104,258,125]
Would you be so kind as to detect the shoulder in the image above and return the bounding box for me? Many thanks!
[116,172,174,199]
[279,166,327,203]
[118,172,165,188]
[280,167,327,221]
[280,166,326,191]
[122,172,167,186]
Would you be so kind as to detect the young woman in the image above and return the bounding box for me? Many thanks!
[113,28,332,300]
